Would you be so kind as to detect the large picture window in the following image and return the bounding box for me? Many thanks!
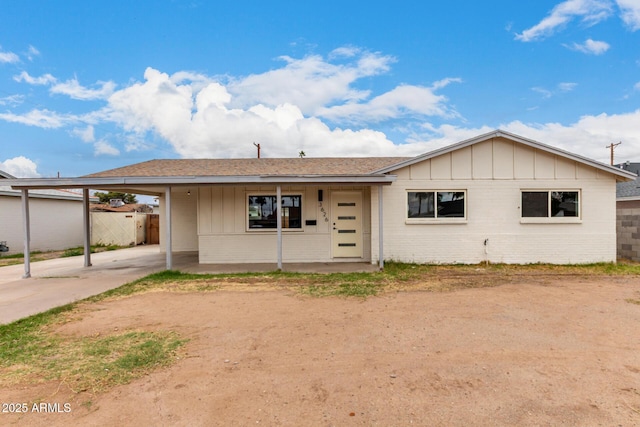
[521,191,579,218]
[407,191,465,219]
[248,195,302,229]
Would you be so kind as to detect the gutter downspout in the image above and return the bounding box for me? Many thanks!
[21,189,31,278]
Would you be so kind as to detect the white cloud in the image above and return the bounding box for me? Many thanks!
[227,52,394,115]
[402,110,640,164]
[0,94,24,106]
[13,71,116,100]
[317,83,460,124]
[71,125,95,142]
[635,81,640,90]
[532,87,553,99]
[558,82,578,92]
[329,46,360,58]
[432,78,463,90]
[105,66,403,158]
[532,82,578,98]
[50,78,116,100]
[0,109,73,128]
[13,71,57,85]
[124,135,155,152]
[26,45,40,61]
[516,0,613,41]
[566,38,611,54]
[617,0,640,30]
[6,46,637,167]
[0,50,19,63]
[502,112,640,163]
[0,156,40,177]
[107,67,194,136]
[101,50,465,159]
[94,140,120,156]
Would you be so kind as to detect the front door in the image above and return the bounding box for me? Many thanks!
[331,191,363,258]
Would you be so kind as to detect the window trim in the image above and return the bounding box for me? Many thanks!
[405,189,467,224]
[246,192,304,232]
[520,189,582,224]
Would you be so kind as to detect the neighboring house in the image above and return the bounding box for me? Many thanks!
[7,130,636,268]
[614,162,640,261]
[0,170,97,255]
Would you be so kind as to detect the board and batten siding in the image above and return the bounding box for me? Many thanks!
[196,185,372,263]
[371,137,617,264]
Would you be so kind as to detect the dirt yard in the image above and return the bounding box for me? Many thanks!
[1,274,640,426]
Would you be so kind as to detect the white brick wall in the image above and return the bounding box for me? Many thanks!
[373,179,615,264]
[371,138,618,264]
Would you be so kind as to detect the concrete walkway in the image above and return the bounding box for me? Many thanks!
[0,246,379,324]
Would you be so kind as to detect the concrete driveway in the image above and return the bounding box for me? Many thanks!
[0,246,167,324]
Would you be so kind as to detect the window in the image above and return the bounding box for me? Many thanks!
[248,195,302,229]
[521,191,579,218]
[407,191,465,219]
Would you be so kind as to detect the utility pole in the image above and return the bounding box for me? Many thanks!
[253,142,261,159]
[606,141,621,165]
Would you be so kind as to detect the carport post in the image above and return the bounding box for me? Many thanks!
[165,186,173,270]
[21,189,31,278]
[82,188,92,267]
[378,185,384,270]
[276,185,282,270]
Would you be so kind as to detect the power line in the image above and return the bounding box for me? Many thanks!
[606,141,621,166]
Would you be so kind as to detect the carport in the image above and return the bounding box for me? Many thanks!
[9,170,395,278]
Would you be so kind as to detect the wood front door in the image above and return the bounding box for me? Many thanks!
[331,191,363,258]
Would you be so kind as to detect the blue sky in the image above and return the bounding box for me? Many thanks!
[1,0,639,178]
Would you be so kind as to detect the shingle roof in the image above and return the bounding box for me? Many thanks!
[617,178,640,198]
[614,162,640,199]
[83,157,410,178]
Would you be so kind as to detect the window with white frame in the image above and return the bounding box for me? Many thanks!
[521,191,579,218]
[407,191,466,219]
[248,195,302,229]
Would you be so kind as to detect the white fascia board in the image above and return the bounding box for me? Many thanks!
[8,174,397,190]
[373,129,637,181]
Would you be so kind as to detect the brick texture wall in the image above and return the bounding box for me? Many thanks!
[617,207,640,261]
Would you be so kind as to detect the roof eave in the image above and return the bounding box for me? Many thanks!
[0,189,97,201]
[8,174,397,190]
